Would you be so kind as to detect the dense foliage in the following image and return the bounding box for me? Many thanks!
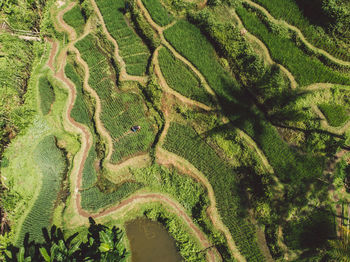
[141,0,174,26]
[250,0,350,61]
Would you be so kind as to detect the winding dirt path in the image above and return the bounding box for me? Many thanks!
[243,0,350,67]
[53,3,219,261]
[231,9,298,89]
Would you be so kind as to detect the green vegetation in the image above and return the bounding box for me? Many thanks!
[158,47,213,106]
[250,0,350,61]
[80,182,142,212]
[38,76,55,115]
[63,5,86,35]
[164,122,264,261]
[318,103,349,127]
[95,0,150,76]
[17,135,66,244]
[141,0,174,26]
[81,145,98,189]
[236,5,350,86]
[75,34,156,163]
[164,20,240,98]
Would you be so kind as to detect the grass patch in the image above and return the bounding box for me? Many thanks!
[38,75,55,115]
[95,0,150,76]
[164,122,264,261]
[17,135,66,244]
[80,182,143,212]
[235,5,350,86]
[62,4,85,35]
[318,103,349,127]
[75,34,156,163]
[158,47,213,106]
[141,0,173,26]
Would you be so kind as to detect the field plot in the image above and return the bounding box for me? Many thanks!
[62,4,85,35]
[158,47,213,106]
[38,75,55,115]
[141,0,173,26]
[17,135,66,244]
[318,104,349,128]
[75,34,156,163]
[164,122,265,261]
[80,181,143,212]
[95,0,150,76]
[250,0,350,62]
[236,5,350,86]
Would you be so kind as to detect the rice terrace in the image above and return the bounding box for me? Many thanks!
[1,0,350,261]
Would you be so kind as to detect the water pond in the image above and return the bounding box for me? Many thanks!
[126,218,183,262]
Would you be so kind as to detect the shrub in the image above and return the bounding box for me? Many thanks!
[318,103,349,127]
[141,0,174,26]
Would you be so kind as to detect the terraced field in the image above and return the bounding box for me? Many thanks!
[2,0,350,261]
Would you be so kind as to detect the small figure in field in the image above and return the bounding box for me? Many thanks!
[131,125,141,132]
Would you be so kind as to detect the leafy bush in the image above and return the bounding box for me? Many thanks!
[17,136,66,244]
[236,5,350,86]
[38,76,55,115]
[63,5,85,35]
[318,103,349,127]
[95,0,150,76]
[141,0,174,26]
[158,47,213,106]
[163,122,265,261]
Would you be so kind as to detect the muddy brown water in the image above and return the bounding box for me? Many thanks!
[126,218,183,262]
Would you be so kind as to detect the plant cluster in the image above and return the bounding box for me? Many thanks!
[38,76,55,116]
[141,0,174,26]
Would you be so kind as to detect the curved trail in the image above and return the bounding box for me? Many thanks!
[54,3,219,261]
[136,0,219,102]
[90,0,148,84]
[231,9,297,89]
[244,0,350,67]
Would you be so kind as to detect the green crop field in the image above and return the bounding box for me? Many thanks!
[318,103,349,127]
[95,0,150,76]
[141,0,173,26]
[38,75,55,115]
[236,5,350,86]
[17,135,66,244]
[158,47,213,106]
[250,0,350,62]
[164,122,264,261]
[3,0,349,261]
[75,34,156,163]
[62,4,85,35]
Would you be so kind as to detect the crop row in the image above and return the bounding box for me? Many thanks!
[63,4,85,35]
[80,181,143,212]
[236,5,350,86]
[75,34,155,163]
[141,0,174,26]
[158,47,213,106]
[95,0,150,76]
[250,0,350,62]
[38,75,55,116]
[163,122,265,261]
[17,136,66,244]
